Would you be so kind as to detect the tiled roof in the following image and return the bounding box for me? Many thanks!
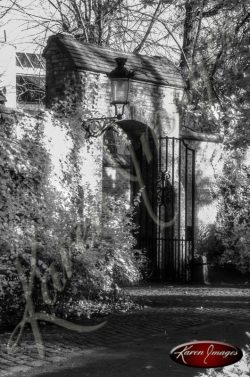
[43,34,184,88]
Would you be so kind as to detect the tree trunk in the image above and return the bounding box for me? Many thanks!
[180,0,203,91]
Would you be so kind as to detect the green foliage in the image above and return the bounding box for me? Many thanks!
[177,1,250,274]
[0,111,78,327]
[0,244,25,328]
[195,224,223,262]
[53,191,146,320]
[215,150,250,272]
[0,105,145,329]
[179,1,250,149]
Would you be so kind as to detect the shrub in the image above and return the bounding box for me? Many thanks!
[195,224,223,263]
[215,151,250,273]
[53,192,146,319]
[0,111,145,328]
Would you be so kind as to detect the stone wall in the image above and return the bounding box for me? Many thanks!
[0,104,104,238]
[44,39,183,213]
[44,36,232,281]
[184,139,224,244]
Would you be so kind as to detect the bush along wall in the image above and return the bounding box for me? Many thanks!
[215,149,250,274]
[194,146,250,284]
[0,104,144,329]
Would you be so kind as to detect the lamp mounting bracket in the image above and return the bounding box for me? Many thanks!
[82,116,119,138]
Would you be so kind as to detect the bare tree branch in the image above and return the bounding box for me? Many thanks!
[133,0,163,53]
[70,0,89,41]
[0,0,18,20]
[159,19,190,69]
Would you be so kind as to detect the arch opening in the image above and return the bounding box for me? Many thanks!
[102,120,195,282]
[103,120,159,279]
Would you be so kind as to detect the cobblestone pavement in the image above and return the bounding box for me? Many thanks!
[0,285,250,377]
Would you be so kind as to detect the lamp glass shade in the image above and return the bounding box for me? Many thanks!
[111,78,129,104]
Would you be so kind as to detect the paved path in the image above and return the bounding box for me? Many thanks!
[1,285,250,377]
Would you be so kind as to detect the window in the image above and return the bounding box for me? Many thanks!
[16,53,45,70]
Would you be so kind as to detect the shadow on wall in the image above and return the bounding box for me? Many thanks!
[196,176,218,206]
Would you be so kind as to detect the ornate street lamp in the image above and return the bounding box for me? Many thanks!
[108,57,134,120]
[82,57,134,137]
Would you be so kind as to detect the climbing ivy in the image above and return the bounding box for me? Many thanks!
[0,95,143,328]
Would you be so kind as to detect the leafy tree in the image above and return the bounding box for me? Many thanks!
[179,0,250,141]
[215,150,250,272]
[175,0,250,270]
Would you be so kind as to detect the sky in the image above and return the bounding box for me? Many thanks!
[0,0,55,52]
[0,0,181,60]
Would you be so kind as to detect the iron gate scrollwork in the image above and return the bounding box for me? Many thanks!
[136,136,195,283]
[156,170,172,205]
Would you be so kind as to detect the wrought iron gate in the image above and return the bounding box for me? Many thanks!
[135,136,195,282]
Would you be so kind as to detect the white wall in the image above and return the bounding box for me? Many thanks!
[0,43,16,107]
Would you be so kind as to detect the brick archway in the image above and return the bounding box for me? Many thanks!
[103,120,195,282]
[103,120,159,279]
[120,120,159,278]
[42,34,196,282]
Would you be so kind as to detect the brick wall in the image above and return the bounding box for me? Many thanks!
[44,39,181,137]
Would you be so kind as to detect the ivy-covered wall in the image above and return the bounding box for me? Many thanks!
[0,103,145,328]
[43,34,185,248]
[44,35,182,139]
[0,105,102,251]
[0,105,99,325]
